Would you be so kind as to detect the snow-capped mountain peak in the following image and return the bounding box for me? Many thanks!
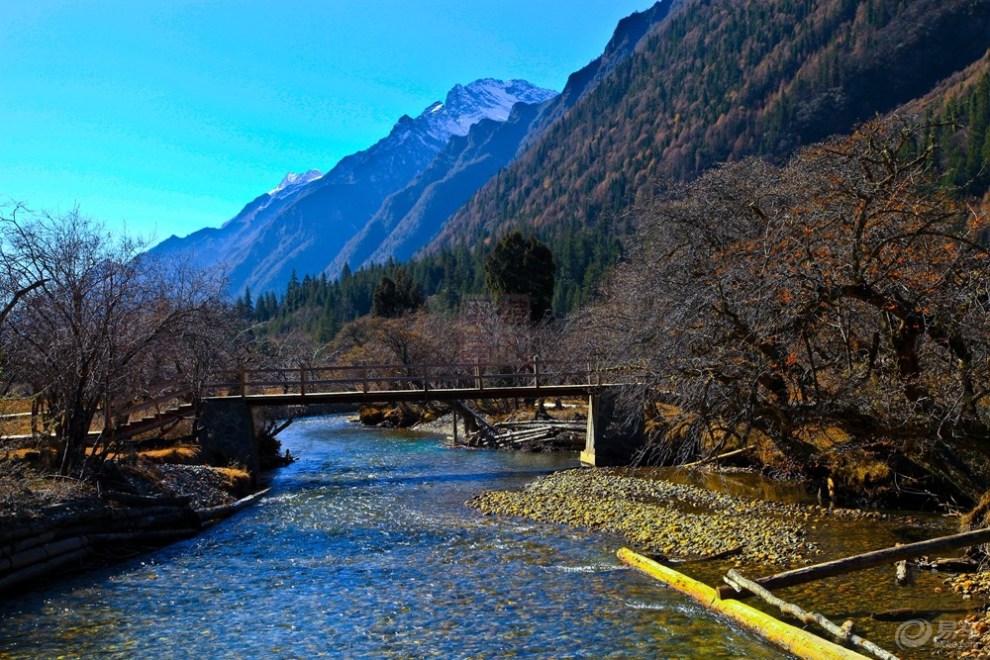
[150,78,558,295]
[412,78,558,145]
[269,169,323,196]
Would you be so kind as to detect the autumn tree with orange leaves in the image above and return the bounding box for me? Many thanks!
[588,119,990,500]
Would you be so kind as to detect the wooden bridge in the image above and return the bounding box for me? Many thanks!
[3,360,645,471]
[198,359,644,471]
[212,359,634,405]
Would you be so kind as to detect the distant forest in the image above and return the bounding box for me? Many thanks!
[234,223,622,342]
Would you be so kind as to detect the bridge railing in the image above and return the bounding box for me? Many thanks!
[207,359,643,398]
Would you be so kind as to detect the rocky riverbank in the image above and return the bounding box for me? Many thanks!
[468,467,884,566]
[0,458,266,595]
[468,466,990,658]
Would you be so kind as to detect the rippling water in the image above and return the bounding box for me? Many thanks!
[0,416,778,658]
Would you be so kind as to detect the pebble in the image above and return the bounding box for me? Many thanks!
[468,467,833,565]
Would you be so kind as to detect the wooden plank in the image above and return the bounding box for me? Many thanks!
[617,548,868,660]
[716,527,990,600]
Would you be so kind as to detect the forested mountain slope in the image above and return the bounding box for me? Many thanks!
[432,0,990,250]
[327,0,675,275]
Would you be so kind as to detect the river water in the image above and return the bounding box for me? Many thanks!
[0,415,782,658]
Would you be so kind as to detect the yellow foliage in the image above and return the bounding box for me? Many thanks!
[827,448,891,489]
[215,466,251,491]
[138,445,201,464]
[795,425,852,450]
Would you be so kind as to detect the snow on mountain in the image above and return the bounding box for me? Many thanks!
[417,79,556,143]
[269,169,323,196]
[149,78,558,295]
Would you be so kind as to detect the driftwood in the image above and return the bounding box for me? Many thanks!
[870,607,975,622]
[716,527,990,599]
[678,446,753,469]
[196,488,270,523]
[684,545,744,563]
[101,491,193,508]
[618,548,866,660]
[723,569,898,660]
[495,420,585,430]
[917,556,979,572]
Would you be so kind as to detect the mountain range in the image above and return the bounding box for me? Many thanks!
[153,0,990,299]
[150,79,558,294]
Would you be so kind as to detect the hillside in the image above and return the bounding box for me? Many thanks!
[326,1,675,274]
[431,0,990,250]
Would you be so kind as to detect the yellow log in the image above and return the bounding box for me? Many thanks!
[617,548,870,660]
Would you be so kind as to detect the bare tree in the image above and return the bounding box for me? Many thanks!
[588,119,990,483]
[0,205,228,476]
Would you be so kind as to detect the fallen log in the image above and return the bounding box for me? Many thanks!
[917,557,979,572]
[0,547,93,594]
[508,431,553,442]
[196,488,270,523]
[495,420,585,429]
[677,446,753,469]
[617,548,867,660]
[723,569,898,660]
[497,426,555,442]
[683,545,744,563]
[716,526,990,600]
[0,536,90,573]
[101,491,193,508]
[870,607,973,622]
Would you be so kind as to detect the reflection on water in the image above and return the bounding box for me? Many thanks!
[0,416,779,658]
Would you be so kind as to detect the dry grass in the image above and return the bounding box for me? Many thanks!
[215,466,251,492]
[1,447,46,461]
[0,458,96,519]
[0,398,33,415]
[138,445,201,464]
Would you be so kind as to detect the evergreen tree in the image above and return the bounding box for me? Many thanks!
[371,276,402,318]
[484,230,556,322]
[393,267,424,312]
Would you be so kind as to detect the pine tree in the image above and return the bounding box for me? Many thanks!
[484,230,556,322]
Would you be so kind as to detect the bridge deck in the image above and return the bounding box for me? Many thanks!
[209,383,615,407]
[3,361,642,441]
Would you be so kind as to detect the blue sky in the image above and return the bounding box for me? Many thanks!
[1,0,654,245]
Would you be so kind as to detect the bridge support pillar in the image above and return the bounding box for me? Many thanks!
[580,391,643,467]
[197,398,259,482]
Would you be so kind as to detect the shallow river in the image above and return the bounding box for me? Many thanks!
[0,415,784,658]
